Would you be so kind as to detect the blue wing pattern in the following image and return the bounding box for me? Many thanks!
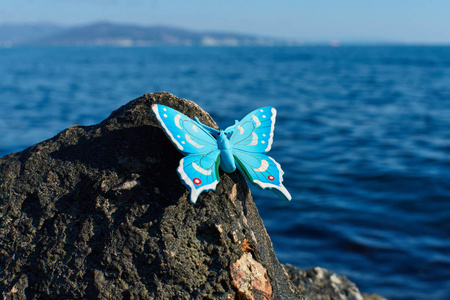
[178,150,221,203]
[152,104,217,155]
[233,149,291,201]
[229,106,276,153]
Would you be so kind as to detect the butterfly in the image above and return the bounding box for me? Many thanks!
[152,104,291,203]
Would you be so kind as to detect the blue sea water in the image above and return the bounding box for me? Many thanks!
[1,46,449,299]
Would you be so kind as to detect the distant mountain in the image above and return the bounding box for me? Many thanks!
[0,23,65,46]
[1,22,295,47]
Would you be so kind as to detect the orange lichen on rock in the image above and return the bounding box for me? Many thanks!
[241,238,253,252]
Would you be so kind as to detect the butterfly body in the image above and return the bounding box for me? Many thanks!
[217,131,236,173]
[152,104,291,203]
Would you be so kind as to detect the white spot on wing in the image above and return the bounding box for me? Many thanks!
[185,134,205,148]
[193,162,212,175]
[265,108,276,152]
[174,114,182,129]
[254,160,269,172]
[192,124,198,132]
[163,114,168,118]
[252,115,261,127]
[249,132,258,146]
[238,125,244,134]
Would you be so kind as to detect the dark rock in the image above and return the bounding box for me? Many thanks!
[283,264,388,300]
[0,92,303,299]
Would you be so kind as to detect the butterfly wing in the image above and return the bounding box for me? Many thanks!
[233,149,291,201]
[229,106,277,153]
[152,104,217,155]
[152,104,221,203]
[178,150,221,203]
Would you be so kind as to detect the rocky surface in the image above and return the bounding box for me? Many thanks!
[283,265,387,300]
[0,92,386,300]
[0,92,302,299]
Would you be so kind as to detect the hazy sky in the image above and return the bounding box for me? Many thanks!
[1,0,450,43]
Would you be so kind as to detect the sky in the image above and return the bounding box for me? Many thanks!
[1,0,450,44]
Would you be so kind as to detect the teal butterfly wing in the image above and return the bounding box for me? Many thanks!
[178,149,221,203]
[152,104,218,155]
[228,106,277,153]
[233,149,291,201]
[230,106,291,201]
[152,104,220,203]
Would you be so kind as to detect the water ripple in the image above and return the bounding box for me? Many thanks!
[1,46,449,299]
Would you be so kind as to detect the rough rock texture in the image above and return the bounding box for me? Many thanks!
[0,92,303,299]
[283,265,387,300]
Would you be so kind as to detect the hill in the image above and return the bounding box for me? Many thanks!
[0,23,64,46]
[1,22,293,47]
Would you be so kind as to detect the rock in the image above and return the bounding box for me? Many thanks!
[0,92,303,299]
[283,264,388,300]
[231,252,273,300]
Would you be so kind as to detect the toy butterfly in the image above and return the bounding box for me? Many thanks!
[152,104,291,203]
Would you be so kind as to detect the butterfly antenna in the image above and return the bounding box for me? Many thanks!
[224,120,239,135]
[194,117,220,136]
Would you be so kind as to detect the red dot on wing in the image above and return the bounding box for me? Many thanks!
[268,175,275,181]
[193,178,202,185]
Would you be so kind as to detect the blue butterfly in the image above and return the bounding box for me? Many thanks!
[152,104,291,203]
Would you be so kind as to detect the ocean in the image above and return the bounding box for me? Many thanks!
[0,46,449,299]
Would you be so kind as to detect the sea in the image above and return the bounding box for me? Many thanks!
[0,46,449,300]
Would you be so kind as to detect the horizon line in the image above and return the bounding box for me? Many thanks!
[1,21,450,45]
